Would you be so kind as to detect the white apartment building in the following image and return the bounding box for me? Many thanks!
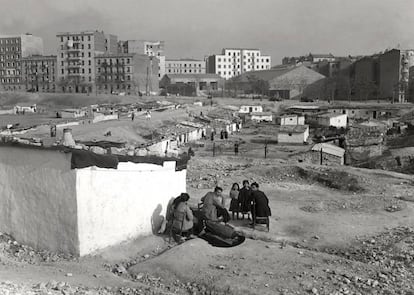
[206,48,271,79]
[165,59,206,74]
[119,40,165,79]
[56,30,118,93]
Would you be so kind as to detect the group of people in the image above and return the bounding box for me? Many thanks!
[164,180,271,242]
[226,180,271,223]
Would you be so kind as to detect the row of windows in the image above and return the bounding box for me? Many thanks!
[0,62,20,67]
[23,62,55,67]
[97,58,131,65]
[1,78,20,83]
[97,67,131,73]
[98,84,132,90]
[27,77,55,82]
[61,68,92,74]
[217,57,270,63]
[60,43,92,50]
[218,64,268,70]
[167,69,204,73]
[60,35,91,42]
[166,63,203,68]
[223,51,260,57]
[218,71,240,76]
[61,52,92,58]
[63,60,92,66]
[0,47,21,53]
[0,55,20,61]
[98,75,131,81]
[0,39,20,45]
[1,69,20,76]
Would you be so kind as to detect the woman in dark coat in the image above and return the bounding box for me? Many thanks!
[238,180,252,220]
[250,182,271,221]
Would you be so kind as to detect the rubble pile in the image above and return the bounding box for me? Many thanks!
[0,232,76,264]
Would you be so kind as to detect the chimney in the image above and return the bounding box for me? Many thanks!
[62,128,76,147]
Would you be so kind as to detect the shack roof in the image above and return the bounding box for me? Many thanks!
[317,112,347,119]
[251,112,272,116]
[279,125,309,134]
[312,143,345,157]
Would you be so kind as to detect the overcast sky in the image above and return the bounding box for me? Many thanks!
[1,0,413,65]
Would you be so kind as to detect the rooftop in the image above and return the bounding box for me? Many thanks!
[165,73,222,80]
[166,58,204,62]
[279,125,309,133]
[251,112,272,116]
[317,112,347,118]
[312,143,345,157]
[56,30,103,36]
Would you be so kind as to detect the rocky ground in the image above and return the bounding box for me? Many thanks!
[2,147,414,294]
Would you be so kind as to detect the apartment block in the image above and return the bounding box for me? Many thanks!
[119,40,165,79]
[21,55,57,92]
[0,33,43,91]
[379,49,414,103]
[56,30,117,93]
[165,59,205,74]
[95,53,159,95]
[206,48,271,80]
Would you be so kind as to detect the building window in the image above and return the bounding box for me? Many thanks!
[61,69,64,74]
[88,44,91,49]
[88,36,91,41]
[88,68,91,74]
[88,52,91,57]
[88,60,91,65]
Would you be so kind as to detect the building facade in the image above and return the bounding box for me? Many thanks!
[206,48,271,79]
[95,53,159,95]
[159,73,222,96]
[0,34,43,91]
[379,49,414,103]
[56,30,118,93]
[21,55,57,92]
[165,59,205,75]
[119,40,165,79]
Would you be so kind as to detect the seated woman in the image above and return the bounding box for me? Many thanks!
[171,193,194,240]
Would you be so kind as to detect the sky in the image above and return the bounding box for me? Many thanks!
[0,0,413,65]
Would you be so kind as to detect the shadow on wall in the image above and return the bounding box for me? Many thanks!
[151,204,164,235]
[151,197,177,236]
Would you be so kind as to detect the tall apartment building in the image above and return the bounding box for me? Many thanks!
[206,48,271,79]
[165,59,206,74]
[21,55,57,92]
[379,49,414,103]
[56,30,117,93]
[0,33,43,91]
[95,53,159,95]
[119,40,165,79]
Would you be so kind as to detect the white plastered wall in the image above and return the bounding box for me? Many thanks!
[75,161,186,256]
[0,147,79,254]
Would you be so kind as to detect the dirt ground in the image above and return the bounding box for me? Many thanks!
[2,96,414,294]
[1,150,414,294]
